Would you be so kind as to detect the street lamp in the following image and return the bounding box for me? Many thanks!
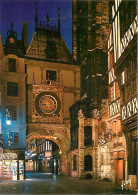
[6,109,11,125]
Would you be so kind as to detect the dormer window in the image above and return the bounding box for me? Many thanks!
[9,58,16,72]
[45,41,57,59]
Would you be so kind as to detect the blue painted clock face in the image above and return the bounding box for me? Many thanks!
[35,91,61,117]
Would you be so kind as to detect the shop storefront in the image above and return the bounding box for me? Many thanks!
[3,152,24,180]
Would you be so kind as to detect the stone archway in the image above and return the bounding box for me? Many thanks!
[26,123,70,175]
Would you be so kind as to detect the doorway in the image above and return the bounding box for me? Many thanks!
[115,159,124,186]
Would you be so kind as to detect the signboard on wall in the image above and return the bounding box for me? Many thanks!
[3,153,17,160]
[101,165,111,179]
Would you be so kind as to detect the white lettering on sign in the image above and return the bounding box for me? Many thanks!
[3,153,17,160]
[121,179,131,190]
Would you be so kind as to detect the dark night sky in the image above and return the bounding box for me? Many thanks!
[0,0,72,52]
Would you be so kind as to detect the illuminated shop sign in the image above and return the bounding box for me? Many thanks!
[3,153,17,160]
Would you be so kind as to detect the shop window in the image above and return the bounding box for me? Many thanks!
[84,155,92,171]
[73,155,77,171]
[46,70,57,81]
[84,126,92,146]
[7,132,19,147]
[6,106,17,121]
[7,82,18,97]
[9,58,16,72]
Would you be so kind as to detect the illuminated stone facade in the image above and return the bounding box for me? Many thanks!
[69,0,110,179]
[25,9,80,175]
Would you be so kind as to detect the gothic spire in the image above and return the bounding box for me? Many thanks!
[11,21,13,31]
[46,13,50,25]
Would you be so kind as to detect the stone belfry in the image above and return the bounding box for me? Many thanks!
[72,0,110,107]
[72,0,110,62]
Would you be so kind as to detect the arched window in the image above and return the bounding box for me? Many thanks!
[84,155,92,171]
[73,155,77,171]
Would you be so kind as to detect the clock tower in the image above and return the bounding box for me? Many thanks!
[32,79,63,124]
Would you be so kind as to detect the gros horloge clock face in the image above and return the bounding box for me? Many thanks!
[35,91,61,117]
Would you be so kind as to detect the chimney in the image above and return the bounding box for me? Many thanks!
[22,22,28,52]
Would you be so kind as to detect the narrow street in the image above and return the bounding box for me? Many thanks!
[0,172,136,194]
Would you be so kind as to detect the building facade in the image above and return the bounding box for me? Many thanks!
[0,23,27,180]
[70,1,137,191]
[108,0,137,190]
[0,35,4,180]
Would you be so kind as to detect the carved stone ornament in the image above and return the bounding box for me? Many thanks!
[92,109,100,119]
[39,129,54,136]
[78,109,84,118]
[98,134,106,146]
[98,132,112,146]
[132,130,138,138]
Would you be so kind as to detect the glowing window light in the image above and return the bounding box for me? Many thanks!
[6,109,11,125]
[6,120,11,125]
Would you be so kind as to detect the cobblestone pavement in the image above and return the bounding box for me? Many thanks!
[0,172,137,194]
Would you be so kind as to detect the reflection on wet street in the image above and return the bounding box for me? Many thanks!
[0,171,136,194]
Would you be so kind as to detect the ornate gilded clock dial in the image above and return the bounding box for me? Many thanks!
[35,92,61,117]
[39,95,57,114]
